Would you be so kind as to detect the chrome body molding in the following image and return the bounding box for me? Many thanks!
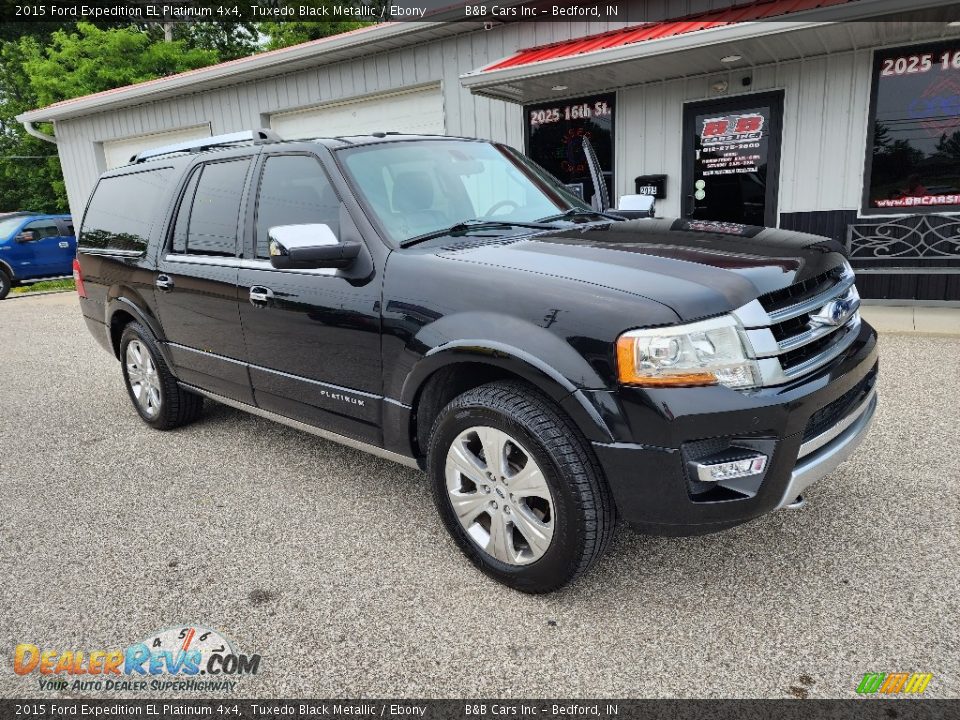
[776,390,878,510]
[163,253,337,276]
[79,247,145,259]
[180,383,421,470]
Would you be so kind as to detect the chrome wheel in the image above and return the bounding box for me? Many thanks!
[126,340,161,418]
[445,426,555,566]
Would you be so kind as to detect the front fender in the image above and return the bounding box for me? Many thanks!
[397,312,616,442]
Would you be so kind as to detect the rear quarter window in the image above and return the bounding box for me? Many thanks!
[79,168,173,253]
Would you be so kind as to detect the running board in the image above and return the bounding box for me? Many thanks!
[179,383,421,470]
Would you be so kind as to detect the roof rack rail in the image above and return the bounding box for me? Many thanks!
[131,128,282,164]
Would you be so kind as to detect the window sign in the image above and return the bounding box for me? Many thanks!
[525,93,615,208]
[864,41,960,213]
[683,93,783,227]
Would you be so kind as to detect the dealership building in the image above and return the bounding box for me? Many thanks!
[18,0,960,304]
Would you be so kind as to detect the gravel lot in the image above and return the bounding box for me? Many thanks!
[1,292,958,699]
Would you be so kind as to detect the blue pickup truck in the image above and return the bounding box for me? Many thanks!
[0,212,76,300]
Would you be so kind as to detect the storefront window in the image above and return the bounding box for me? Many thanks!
[525,93,615,207]
[864,41,960,213]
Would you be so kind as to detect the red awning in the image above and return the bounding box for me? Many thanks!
[483,0,856,72]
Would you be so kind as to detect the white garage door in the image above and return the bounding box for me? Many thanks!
[102,124,211,169]
[271,86,444,140]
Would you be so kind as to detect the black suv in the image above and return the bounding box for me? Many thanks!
[76,130,878,593]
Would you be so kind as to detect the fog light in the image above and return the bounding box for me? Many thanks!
[694,453,767,483]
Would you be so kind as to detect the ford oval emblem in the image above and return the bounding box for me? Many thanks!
[812,297,855,326]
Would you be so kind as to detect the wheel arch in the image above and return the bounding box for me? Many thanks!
[0,259,15,281]
[402,342,615,460]
[106,294,175,370]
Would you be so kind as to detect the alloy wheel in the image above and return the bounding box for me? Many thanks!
[445,426,555,565]
[126,340,162,418]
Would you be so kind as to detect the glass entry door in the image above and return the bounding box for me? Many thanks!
[681,91,784,227]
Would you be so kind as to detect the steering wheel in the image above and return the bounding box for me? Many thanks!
[482,199,521,218]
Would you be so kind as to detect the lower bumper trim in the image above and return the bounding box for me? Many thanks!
[776,391,878,509]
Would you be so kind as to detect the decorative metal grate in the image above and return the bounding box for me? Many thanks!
[847,214,960,261]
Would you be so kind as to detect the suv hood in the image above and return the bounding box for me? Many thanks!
[436,218,846,322]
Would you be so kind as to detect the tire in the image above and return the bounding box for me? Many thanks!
[119,322,203,430]
[428,381,615,593]
[0,269,11,300]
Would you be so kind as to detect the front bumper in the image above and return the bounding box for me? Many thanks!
[776,384,876,510]
[586,320,878,534]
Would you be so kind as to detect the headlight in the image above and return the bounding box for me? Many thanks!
[616,315,759,389]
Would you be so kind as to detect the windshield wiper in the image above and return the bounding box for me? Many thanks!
[400,219,557,248]
[536,208,626,223]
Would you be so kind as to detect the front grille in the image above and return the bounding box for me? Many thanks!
[769,315,808,343]
[736,263,862,386]
[779,332,838,371]
[759,265,846,315]
[803,365,878,443]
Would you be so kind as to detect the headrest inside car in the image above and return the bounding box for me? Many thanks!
[392,172,435,212]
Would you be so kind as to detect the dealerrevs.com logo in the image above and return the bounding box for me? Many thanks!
[13,626,261,693]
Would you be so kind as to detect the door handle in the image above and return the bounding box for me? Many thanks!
[685,194,697,217]
[249,285,274,306]
[155,275,174,291]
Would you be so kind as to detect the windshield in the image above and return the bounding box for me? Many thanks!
[0,217,25,239]
[337,139,592,245]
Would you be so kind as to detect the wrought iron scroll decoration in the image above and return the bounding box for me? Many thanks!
[847,215,960,260]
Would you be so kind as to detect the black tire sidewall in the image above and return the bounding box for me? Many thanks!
[429,399,590,593]
[0,271,10,300]
[119,323,167,428]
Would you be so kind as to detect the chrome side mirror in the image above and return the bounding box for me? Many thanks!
[268,224,361,270]
[617,194,656,217]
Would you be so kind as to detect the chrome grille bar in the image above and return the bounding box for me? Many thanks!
[766,267,856,324]
[733,263,863,387]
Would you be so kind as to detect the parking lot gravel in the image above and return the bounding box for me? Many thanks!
[1,292,958,699]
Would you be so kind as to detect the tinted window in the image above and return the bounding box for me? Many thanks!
[186,159,250,256]
[865,41,960,212]
[255,155,339,258]
[170,167,201,254]
[525,93,615,207]
[80,169,172,253]
[23,219,60,238]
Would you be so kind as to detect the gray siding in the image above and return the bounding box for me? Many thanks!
[616,49,875,219]
[53,22,630,220]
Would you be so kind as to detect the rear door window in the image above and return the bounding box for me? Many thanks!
[79,168,173,253]
[182,159,251,257]
[170,167,202,254]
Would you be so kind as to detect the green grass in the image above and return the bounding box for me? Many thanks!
[11,278,76,295]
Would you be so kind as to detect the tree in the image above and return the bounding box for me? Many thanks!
[936,129,960,162]
[142,21,261,62]
[260,0,370,50]
[261,21,369,50]
[0,23,224,212]
[21,23,220,107]
[0,17,364,213]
